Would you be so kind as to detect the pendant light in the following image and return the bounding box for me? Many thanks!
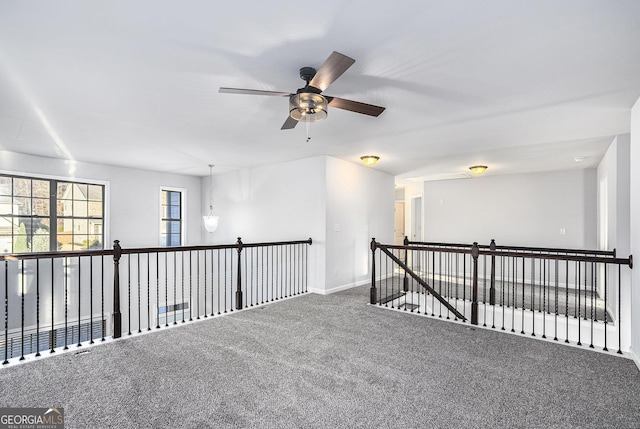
[203,164,219,233]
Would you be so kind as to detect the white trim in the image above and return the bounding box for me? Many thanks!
[159,186,187,246]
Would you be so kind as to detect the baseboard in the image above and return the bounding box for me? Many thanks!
[309,277,381,295]
[630,346,640,372]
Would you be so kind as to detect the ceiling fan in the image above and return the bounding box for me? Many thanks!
[219,51,386,130]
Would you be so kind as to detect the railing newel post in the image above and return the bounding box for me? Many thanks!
[236,237,243,310]
[370,238,377,305]
[112,240,122,339]
[471,242,479,325]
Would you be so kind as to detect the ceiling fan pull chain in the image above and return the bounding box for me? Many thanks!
[306,122,311,142]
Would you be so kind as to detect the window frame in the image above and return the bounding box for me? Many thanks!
[0,170,109,253]
[159,186,186,247]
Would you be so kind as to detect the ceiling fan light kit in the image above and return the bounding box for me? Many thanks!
[289,93,327,122]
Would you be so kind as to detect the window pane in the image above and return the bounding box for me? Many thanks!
[170,205,181,219]
[13,178,31,197]
[0,177,11,196]
[169,192,181,205]
[73,200,88,217]
[57,200,73,217]
[0,196,11,214]
[170,234,180,246]
[14,197,31,215]
[88,185,102,201]
[89,219,103,235]
[74,218,88,234]
[32,180,49,198]
[31,233,50,252]
[33,198,49,216]
[88,234,102,249]
[57,234,72,250]
[0,235,12,253]
[88,201,102,217]
[58,219,73,235]
[74,184,88,201]
[57,182,71,199]
[13,235,29,252]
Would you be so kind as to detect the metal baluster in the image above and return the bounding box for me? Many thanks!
[156,252,161,328]
[101,255,105,341]
[189,251,193,321]
[203,250,207,318]
[181,251,186,322]
[531,258,535,337]
[138,254,142,333]
[4,261,9,364]
[603,264,608,352]
[577,261,582,346]
[51,258,56,351]
[554,259,559,341]
[617,264,622,355]
[89,257,94,344]
[173,252,177,324]
[64,258,68,350]
[36,259,41,355]
[164,252,169,326]
[147,253,151,330]
[127,254,131,335]
[501,256,506,331]
[77,257,82,347]
[565,259,570,343]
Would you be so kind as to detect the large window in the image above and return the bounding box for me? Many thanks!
[0,174,104,254]
[161,189,183,246]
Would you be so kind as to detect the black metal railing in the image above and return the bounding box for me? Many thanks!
[370,238,632,353]
[1,237,312,364]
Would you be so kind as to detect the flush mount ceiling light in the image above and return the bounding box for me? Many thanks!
[469,165,488,175]
[361,155,380,166]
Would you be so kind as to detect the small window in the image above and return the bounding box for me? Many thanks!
[161,189,183,246]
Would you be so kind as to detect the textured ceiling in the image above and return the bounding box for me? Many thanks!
[1,1,639,179]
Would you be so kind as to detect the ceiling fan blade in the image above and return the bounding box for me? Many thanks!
[219,87,291,97]
[281,116,298,130]
[326,97,386,117]
[308,51,355,92]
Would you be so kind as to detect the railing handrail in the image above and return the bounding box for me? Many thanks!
[406,238,617,257]
[398,241,629,267]
[0,238,313,261]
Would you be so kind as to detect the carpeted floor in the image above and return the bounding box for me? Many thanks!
[1,285,639,428]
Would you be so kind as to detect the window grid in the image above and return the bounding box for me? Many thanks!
[0,174,104,253]
[161,190,182,247]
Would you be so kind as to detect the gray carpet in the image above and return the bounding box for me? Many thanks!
[1,285,639,429]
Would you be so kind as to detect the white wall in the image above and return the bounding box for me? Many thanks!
[597,135,631,254]
[325,157,395,293]
[421,170,597,248]
[0,150,203,248]
[204,156,327,291]
[630,97,640,365]
[597,135,631,350]
[207,156,395,294]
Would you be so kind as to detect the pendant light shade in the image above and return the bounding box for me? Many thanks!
[203,164,219,233]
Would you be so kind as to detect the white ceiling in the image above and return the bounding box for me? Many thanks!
[1,1,639,179]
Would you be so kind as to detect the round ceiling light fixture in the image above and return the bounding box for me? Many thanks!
[361,155,380,166]
[469,165,488,175]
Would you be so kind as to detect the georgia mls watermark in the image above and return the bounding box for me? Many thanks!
[0,408,64,429]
